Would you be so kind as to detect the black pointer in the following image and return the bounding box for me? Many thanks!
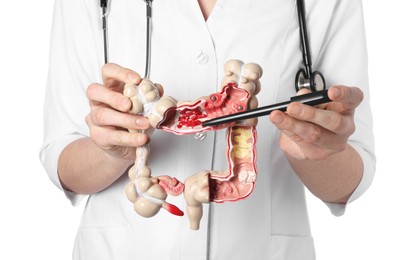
[202,90,331,127]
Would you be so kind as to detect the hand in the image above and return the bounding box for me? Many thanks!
[270,86,364,161]
[85,63,150,161]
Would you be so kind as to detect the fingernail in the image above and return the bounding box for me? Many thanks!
[136,118,149,128]
[331,87,341,99]
[272,113,285,124]
[128,73,139,82]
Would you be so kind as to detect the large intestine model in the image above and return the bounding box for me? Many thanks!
[124,60,263,230]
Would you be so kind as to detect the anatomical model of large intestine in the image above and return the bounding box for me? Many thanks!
[124,60,262,230]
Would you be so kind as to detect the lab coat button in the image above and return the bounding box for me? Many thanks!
[196,51,209,65]
[194,132,207,141]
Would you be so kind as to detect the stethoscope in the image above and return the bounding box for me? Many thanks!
[100,0,326,91]
[101,0,153,79]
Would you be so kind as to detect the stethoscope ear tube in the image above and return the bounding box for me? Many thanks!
[144,0,153,79]
[101,0,109,63]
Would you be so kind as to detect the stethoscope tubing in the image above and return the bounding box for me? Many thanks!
[101,0,109,64]
[144,0,153,79]
[100,0,325,91]
[296,0,312,78]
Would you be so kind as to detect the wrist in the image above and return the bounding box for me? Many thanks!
[102,149,134,171]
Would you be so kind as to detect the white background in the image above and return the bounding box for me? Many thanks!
[0,1,413,259]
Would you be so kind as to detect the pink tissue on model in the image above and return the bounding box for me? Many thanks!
[158,176,185,196]
[156,83,250,135]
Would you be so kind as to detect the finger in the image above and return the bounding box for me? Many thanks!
[328,86,364,111]
[88,106,150,130]
[270,111,322,143]
[296,87,312,95]
[88,125,149,148]
[102,63,142,88]
[270,110,345,150]
[87,83,131,112]
[286,102,355,135]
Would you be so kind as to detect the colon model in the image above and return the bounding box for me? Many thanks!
[123,60,263,230]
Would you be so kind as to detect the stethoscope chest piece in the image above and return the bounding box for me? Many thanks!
[295,69,326,92]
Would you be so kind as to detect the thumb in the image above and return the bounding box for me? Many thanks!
[296,87,312,96]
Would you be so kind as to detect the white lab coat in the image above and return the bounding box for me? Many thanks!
[40,0,375,259]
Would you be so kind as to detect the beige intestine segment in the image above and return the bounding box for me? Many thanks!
[124,81,183,218]
[125,146,167,218]
[231,127,254,159]
[184,171,210,230]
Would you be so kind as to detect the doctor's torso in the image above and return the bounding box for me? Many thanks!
[50,0,368,259]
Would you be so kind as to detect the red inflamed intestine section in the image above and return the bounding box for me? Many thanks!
[158,82,250,134]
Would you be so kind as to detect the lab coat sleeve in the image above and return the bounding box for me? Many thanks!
[313,0,376,216]
[39,0,102,206]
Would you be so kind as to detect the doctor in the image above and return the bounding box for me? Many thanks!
[40,0,375,259]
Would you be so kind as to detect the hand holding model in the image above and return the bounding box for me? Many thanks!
[58,64,154,195]
[85,64,151,162]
